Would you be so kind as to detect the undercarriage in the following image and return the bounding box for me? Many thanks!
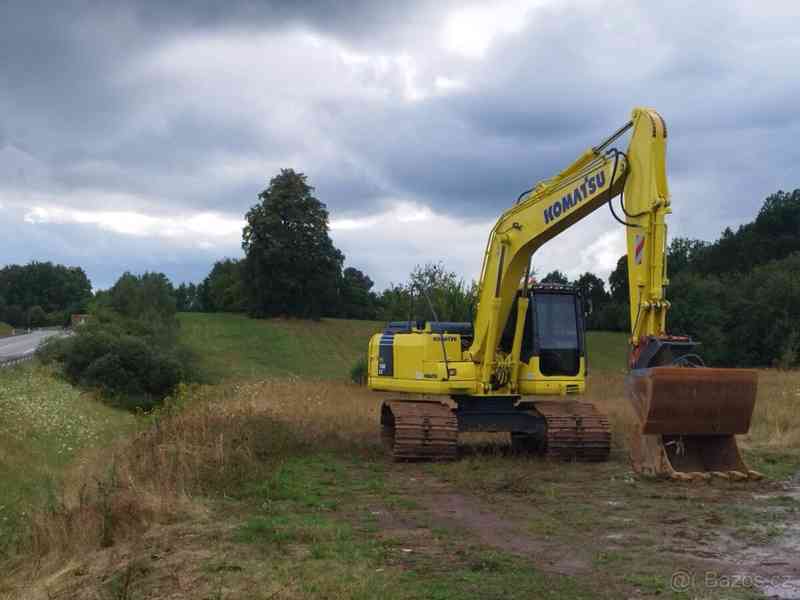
[380,396,611,462]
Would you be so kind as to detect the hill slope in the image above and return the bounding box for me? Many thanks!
[178,313,628,380]
[178,313,384,381]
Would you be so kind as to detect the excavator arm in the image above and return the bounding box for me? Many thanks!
[468,108,659,387]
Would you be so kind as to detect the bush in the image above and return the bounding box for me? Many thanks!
[83,353,135,394]
[36,335,72,364]
[349,356,368,385]
[39,319,189,410]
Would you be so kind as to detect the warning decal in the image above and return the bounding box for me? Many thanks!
[634,234,645,265]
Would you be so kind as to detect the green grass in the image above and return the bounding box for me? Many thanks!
[0,363,134,556]
[178,313,383,381]
[231,454,604,599]
[586,330,629,372]
[0,321,12,337]
[178,313,629,381]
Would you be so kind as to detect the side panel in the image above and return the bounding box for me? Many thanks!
[368,331,477,395]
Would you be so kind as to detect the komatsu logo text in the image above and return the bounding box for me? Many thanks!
[543,171,606,224]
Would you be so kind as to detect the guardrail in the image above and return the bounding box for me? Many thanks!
[0,329,67,369]
[0,353,36,369]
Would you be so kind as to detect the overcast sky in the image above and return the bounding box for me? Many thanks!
[1,1,798,291]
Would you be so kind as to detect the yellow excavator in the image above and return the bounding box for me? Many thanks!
[368,107,760,480]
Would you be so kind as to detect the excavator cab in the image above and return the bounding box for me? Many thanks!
[501,284,587,394]
[530,285,585,378]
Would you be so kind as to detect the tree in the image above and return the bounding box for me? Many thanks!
[0,262,92,321]
[109,272,176,321]
[408,262,476,322]
[573,272,609,327]
[203,259,245,312]
[242,169,344,319]
[175,283,193,312]
[541,270,569,284]
[608,255,628,303]
[3,305,26,328]
[27,305,47,327]
[376,284,413,322]
[689,189,800,276]
[339,267,376,319]
[667,237,708,279]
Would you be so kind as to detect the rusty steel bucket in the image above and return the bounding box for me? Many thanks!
[626,367,760,481]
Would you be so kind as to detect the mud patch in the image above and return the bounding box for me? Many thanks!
[400,473,591,575]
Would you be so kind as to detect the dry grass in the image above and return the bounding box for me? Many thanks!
[745,369,800,448]
[14,380,384,564]
[12,369,800,566]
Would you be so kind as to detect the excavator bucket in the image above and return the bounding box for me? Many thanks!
[626,367,760,480]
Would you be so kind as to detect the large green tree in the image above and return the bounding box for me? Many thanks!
[242,169,344,319]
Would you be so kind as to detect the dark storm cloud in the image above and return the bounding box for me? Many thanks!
[125,0,451,43]
[1,0,798,288]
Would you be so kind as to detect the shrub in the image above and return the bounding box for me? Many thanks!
[83,353,135,394]
[39,318,189,410]
[349,356,368,385]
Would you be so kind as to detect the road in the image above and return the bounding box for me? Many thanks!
[0,330,63,365]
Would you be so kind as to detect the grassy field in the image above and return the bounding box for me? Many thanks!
[5,373,797,599]
[0,322,12,337]
[178,312,629,381]
[2,315,798,599]
[0,364,135,559]
[178,313,384,381]
[585,330,629,372]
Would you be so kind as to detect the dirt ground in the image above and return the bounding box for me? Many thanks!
[5,453,799,600]
[3,373,799,599]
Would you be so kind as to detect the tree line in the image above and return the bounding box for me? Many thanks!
[0,262,92,327]
[573,189,800,368]
[175,170,798,368]
[7,167,799,371]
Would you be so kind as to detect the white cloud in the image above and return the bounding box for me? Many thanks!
[434,76,467,93]
[440,0,544,59]
[21,203,243,244]
[330,198,626,289]
[330,201,492,287]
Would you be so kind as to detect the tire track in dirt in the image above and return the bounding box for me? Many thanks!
[387,469,592,576]
[381,465,800,597]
